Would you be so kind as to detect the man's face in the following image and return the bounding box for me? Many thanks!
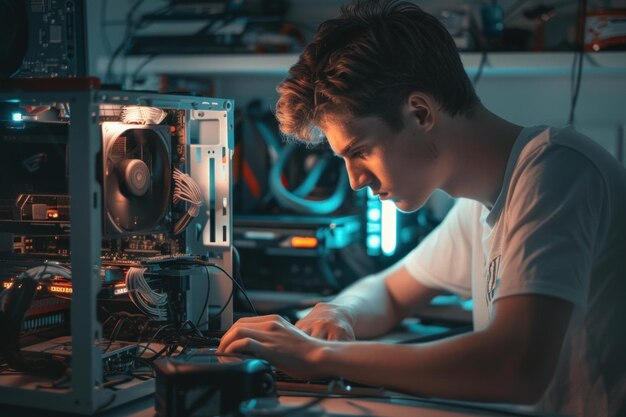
[322,113,442,213]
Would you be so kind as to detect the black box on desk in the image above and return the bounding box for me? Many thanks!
[154,354,276,417]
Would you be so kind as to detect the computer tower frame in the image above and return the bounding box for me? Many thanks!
[0,80,234,414]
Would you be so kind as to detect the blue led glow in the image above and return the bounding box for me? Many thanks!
[381,200,397,256]
[11,112,23,122]
[366,234,381,249]
[367,207,381,222]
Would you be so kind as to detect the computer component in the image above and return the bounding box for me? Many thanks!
[245,99,351,216]
[102,122,172,236]
[154,354,276,417]
[233,214,366,294]
[0,82,235,414]
[0,263,73,378]
[585,9,626,51]
[21,336,139,374]
[0,120,172,237]
[124,2,299,56]
[1,274,71,330]
[0,0,87,78]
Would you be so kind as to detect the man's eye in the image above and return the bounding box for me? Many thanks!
[352,150,366,159]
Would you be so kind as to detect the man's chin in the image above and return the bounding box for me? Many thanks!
[393,199,423,214]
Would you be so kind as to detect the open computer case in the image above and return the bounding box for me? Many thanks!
[0,78,234,414]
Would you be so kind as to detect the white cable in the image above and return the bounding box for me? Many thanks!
[173,168,203,218]
[25,264,72,281]
[0,263,72,309]
[120,106,167,125]
[127,268,166,319]
[128,268,166,320]
[125,267,168,321]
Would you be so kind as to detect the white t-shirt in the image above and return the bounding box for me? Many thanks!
[403,126,626,417]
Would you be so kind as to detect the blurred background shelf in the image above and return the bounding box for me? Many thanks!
[98,51,626,77]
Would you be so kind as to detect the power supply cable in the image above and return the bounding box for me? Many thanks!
[195,266,212,327]
[0,262,72,378]
[130,53,158,87]
[104,0,147,84]
[472,49,489,86]
[125,267,169,321]
[172,168,204,235]
[100,0,113,55]
[104,1,174,84]
[568,0,587,126]
[202,262,258,317]
[239,378,345,416]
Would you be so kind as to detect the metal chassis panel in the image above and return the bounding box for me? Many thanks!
[0,88,235,414]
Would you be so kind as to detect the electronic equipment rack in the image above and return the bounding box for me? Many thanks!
[0,79,235,414]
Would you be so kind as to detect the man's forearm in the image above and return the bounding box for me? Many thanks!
[313,329,539,404]
[328,273,402,338]
[309,294,573,404]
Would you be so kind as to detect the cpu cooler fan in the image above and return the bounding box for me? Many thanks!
[102,123,171,236]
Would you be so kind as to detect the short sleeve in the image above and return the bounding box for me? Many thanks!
[495,146,607,309]
[403,198,480,299]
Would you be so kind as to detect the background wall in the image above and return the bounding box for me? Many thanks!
[87,0,626,163]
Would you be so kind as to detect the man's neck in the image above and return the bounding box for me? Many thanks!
[438,105,522,208]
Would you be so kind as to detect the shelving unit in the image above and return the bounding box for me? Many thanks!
[95,49,626,167]
[97,51,626,77]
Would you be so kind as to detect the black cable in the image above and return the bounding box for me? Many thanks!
[100,0,112,55]
[195,266,211,328]
[104,0,146,84]
[386,395,553,417]
[470,10,488,87]
[232,245,242,284]
[175,320,204,354]
[277,389,544,417]
[503,0,530,22]
[232,246,258,314]
[95,392,117,412]
[135,344,159,356]
[130,53,158,87]
[205,262,258,316]
[207,290,234,325]
[472,49,488,86]
[137,318,158,346]
[568,0,587,126]
[240,379,343,416]
[139,323,175,357]
[104,1,174,84]
[104,317,128,352]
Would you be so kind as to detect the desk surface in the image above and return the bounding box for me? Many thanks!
[95,391,553,417]
[0,311,549,417]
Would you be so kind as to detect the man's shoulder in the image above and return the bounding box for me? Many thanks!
[524,126,621,174]
[513,126,617,183]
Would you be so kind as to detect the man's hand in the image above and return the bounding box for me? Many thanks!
[295,302,356,341]
[216,314,329,380]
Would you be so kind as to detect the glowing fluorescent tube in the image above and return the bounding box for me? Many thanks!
[381,200,397,256]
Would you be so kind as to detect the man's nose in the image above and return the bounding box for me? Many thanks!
[345,160,369,191]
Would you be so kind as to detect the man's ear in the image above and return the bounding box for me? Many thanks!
[407,92,435,132]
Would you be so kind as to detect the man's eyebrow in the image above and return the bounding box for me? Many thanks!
[334,137,360,158]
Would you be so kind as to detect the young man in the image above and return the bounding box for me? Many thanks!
[217,1,626,416]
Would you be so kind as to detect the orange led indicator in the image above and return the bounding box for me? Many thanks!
[2,282,43,291]
[290,236,318,248]
[49,285,73,294]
